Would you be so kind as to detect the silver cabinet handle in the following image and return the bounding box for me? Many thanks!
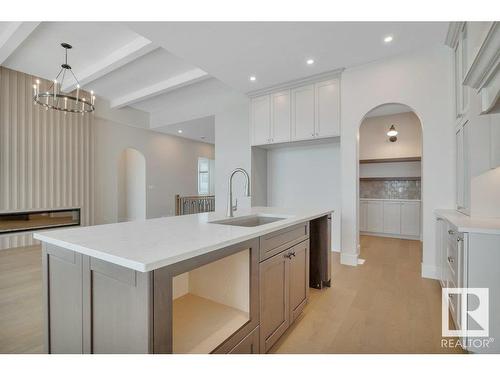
[290,251,296,257]
[448,229,455,235]
[448,256,455,264]
[284,253,292,259]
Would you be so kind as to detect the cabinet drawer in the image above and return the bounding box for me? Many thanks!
[260,222,309,262]
[228,326,259,354]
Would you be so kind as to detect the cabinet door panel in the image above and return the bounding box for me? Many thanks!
[359,201,368,232]
[259,251,289,353]
[289,241,309,323]
[366,201,383,233]
[291,85,315,140]
[490,114,500,169]
[401,202,421,236]
[383,202,401,234]
[251,95,271,145]
[271,90,291,143]
[315,79,340,137]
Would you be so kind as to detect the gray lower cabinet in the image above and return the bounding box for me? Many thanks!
[259,239,310,353]
[289,241,310,323]
[228,326,260,354]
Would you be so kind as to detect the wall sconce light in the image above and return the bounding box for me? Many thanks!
[387,124,398,142]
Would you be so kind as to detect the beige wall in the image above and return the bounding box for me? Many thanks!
[0,67,94,249]
[94,117,214,224]
[359,111,422,160]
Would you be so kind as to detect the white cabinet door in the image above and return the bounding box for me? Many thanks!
[456,121,470,214]
[251,95,271,146]
[271,90,291,143]
[366,201,383,233]
[291,84,315,141]
[401,202,421,236]
[490,114,500,169]
[314,79,340,137]
[359,201,368,232]
[383,202,401,234]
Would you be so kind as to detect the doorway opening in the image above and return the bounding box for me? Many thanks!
[117,148,146,222]
[357,103,423,264]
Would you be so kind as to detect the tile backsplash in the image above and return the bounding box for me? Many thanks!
[360,180,421,200]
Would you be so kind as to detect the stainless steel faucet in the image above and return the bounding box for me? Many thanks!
[227,168,251,217]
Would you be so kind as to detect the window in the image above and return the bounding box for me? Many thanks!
[198,158,214,195]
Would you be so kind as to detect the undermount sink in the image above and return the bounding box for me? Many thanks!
[210,214,287,227]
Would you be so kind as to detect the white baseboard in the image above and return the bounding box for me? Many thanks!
[421,263,440,280]
[340,252,358,267]
[360,231,420,241]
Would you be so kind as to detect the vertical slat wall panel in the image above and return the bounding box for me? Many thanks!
[0,66,94,250]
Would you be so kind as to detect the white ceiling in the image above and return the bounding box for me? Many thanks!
[153,115,215,144]
[127,22,449,93]
[0,21,449,144]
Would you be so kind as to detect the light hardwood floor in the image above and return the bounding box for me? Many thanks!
[0,236,463,354]
[0,245,43,353]
[271,235,463,353]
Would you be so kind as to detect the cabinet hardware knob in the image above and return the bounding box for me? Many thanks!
[448,229,455,235]
[290,251,296,257]
[448,256,454,264]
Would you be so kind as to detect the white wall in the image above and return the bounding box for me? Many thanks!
[267,141,342,251]
[359,161,421,178]
[360,111,422,159]
[214,96,252,213]
[123,148,146,221]
[94,117,215,224]
[341,45,455,274]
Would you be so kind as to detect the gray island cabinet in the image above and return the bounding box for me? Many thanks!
[35,207,332,354]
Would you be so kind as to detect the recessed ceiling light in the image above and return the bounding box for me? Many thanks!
[249,76,256,82]
[384,35,393,43]
[306,59,315,65]
[177,130,183,134]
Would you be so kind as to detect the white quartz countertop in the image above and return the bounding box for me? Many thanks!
[34,207,333,272]
[435,209,500,235]
[360,198,421,202]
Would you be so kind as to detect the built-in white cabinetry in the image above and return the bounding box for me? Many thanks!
[435,212,500,353]
[271,90,292,143]
[383,201,401,234]
[251,95,271,145]
[453,23,469,120]
[365,201,383,233]
[250,75,341,146]
[360,199,421,239]
[291,84,315,140]
[456,120,470,214]
[315,79,340,138]
[401,201,421,236]
[359,201,368,232]
[490,114,500,169]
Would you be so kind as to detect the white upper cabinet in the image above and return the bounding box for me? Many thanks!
[454,23,469,120]
[291,84,315,141]
[315,79,340,137]
[250,95,271,146]
[271,90,291,143]
[249,73,341,146]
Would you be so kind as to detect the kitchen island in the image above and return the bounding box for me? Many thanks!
[34,206,333,354]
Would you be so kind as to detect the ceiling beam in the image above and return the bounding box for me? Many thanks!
[0,22,40,64]
[62,36,157,92]
[110,68,210,109]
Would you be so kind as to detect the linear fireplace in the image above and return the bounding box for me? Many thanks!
[0,208,80,234]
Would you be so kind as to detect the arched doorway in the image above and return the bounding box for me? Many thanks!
[357,103,423,264]
[117,148,146,222]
